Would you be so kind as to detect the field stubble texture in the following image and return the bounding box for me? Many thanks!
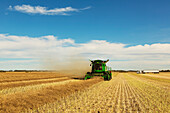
[0,72,103,113]
[27,73,170,113]
[0,72,169,113]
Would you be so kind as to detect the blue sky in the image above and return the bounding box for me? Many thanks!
[0,0,170,70]
[1,0,170,44]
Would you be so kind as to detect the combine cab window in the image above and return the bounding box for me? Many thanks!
[94,64,102,70]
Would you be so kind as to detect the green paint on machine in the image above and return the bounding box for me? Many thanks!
[85,59,112,80]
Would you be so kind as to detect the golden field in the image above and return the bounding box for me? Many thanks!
[0,72,169,113]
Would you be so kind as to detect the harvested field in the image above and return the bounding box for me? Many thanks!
[0,72,169,113]
[0,72,67,83]
[159,72,170,77]
[0,77,70,90]
[135,72,170,79]
[0,72,103,113]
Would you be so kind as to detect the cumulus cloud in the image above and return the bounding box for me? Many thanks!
[0,34,170,70]
[8,5,91,15]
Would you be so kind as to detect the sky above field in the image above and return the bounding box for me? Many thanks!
[0,0,170,70]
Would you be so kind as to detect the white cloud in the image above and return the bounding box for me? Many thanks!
[8,5,91,15]
[0,34,170,70]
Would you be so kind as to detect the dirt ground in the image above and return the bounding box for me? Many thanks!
[0,72,169,113]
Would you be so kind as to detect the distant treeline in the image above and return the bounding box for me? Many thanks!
[160,70,170,72]
[0,70,54,72]
[113,70,170,72]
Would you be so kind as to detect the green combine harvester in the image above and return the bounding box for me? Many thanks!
[85,59,112,80]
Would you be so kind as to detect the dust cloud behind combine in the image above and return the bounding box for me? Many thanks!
[42,56,91,78]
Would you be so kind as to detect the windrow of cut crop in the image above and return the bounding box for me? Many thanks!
[0,72,66,83]
[0,77,69,90]
[0,78,102,113]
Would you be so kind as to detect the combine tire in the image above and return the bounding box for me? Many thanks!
[104,75,109,81]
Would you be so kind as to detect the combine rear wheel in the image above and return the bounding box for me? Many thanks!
[104,74,110,81]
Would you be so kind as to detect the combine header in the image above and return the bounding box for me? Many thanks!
[85,59,112,80]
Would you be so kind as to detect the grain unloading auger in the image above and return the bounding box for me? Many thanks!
[85,59,112,80]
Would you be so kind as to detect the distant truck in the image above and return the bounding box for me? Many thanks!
[84,59,112,80]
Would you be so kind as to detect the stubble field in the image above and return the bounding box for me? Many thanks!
[0,72,169,113]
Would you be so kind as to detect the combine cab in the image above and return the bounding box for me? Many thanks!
[85,59,112,80]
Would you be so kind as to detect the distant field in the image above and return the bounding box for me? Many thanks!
[157,72,170,77]
[0,72,169,113]
[0,72,67,82]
